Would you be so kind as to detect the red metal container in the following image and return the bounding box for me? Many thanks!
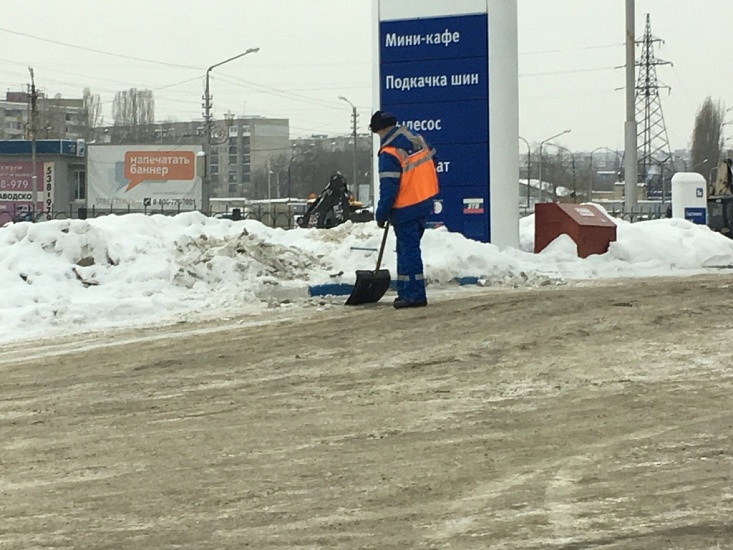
[534,203,617,258]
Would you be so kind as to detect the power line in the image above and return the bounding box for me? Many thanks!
[0,56,204,94]
[0,26,202,71]
[520,43,624,56]
[212,73,343,110]
[520,66,617,78]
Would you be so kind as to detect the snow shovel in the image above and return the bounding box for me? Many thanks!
[345,223,391,305]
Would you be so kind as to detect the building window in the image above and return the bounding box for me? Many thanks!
[74,170,86,200]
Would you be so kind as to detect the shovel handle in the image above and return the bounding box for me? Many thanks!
[375,222,389,271]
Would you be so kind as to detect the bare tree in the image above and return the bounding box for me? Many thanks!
[690,97,724,180]
[82,88,102,140]
[112,88,155,142]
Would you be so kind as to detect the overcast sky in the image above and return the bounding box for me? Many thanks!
[2,1,731,152]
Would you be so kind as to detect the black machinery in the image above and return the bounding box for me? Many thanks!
[296,172,373,229]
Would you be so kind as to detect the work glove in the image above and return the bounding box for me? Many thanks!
[377,220,386,229]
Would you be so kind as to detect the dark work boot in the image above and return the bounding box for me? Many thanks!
[393,297,428,309]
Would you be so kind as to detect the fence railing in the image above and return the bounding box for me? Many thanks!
[605,207,669,222]
[0,203,307,230]
[520,203,669,223]
[2,202,671,230]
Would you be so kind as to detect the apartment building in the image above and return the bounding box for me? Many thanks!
[0,91,86,140]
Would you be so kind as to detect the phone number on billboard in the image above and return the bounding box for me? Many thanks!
[151,198,196,206]
[0,179,31,190]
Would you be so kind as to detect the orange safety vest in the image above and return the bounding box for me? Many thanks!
[380,132,439,209]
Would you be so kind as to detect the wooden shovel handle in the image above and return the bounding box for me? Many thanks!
[375,222,389,271]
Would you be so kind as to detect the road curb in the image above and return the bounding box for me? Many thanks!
[308,277,483,297]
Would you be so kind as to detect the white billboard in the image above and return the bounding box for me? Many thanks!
[87,144,203,210]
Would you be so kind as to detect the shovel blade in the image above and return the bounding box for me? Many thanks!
[345,269,391,305]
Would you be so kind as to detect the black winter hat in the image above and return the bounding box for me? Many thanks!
[369,110,397,132]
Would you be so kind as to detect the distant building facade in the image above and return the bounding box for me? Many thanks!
[291,133,372,154]
[0,91,86,141]
[0,139,86,224]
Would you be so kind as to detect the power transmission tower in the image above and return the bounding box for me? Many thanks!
[635,13,673,200]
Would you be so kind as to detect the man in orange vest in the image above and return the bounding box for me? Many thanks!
[370,110,439,309]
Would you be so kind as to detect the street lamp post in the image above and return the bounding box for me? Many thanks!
[589,147,623,200]
[202,47,259,214]
[287,154,296,201]
[338,96,359,201]
[518,137,531,208]
[691,158,709,174]
[547,142,576,200]
[538,130,571,202]
[287,148,314,200]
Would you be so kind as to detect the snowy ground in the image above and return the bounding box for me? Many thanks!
[2,274,732,549]
[2,207,733,344]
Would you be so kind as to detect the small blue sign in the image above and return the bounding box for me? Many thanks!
[380,14,488,63]
[684,207,707,225]
[428,186,490,242]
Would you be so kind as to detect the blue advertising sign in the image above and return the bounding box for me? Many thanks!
[394,100,488,145]
[431,143,489,189]
[381,57,488,105]
[0,139,81,157]
[380,13,490,241]
[380,14,488,63]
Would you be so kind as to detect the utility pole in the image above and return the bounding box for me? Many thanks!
[351,108,358,200]
[624,0,638,209]
[28,67,38,220]
[338,96,358,201]
[202,48,259,214]
[202,71,213,214]
[267,157,272,200]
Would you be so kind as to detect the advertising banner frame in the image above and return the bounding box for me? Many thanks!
[87,144,203,211]
[0,160,50,220]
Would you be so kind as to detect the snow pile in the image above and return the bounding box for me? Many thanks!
[2,209,733,343]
